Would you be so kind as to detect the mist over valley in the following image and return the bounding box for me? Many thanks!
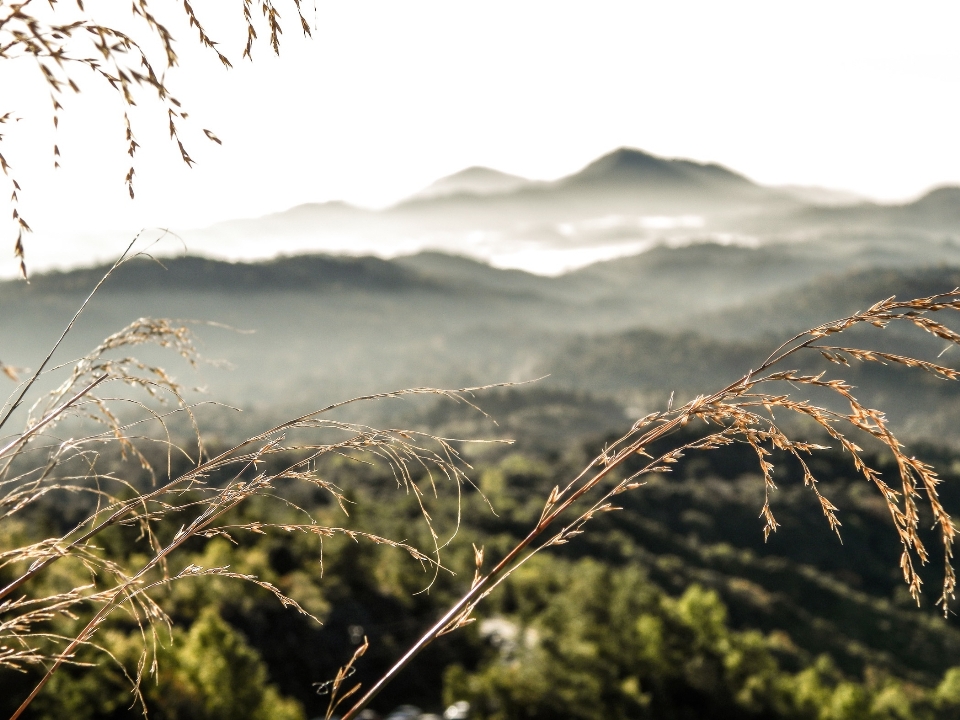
[5,146,960,442]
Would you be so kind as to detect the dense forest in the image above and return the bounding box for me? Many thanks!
[4,386,960,720]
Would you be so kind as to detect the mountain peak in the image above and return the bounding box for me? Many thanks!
[572,147,669,179]
[413,166,532,200]
[561,147,756,191]
[594,147,661,165]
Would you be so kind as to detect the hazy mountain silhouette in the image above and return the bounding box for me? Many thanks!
[697,264,960,339]
[782,186,960,235]
[2,254,438,296]
[7,144,959,430]
[5,247,960,435]
[388,147,789,220]
[174,147,816,266]
[556,148,763,195]
[412,166,535,199]
[130,147,960,273]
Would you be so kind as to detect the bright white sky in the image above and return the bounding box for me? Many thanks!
[2,0,960,274]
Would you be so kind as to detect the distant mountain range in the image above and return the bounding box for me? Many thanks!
[410,149,763,203]
[5,239,960,444]
[4,145,960,442]
[174,147,960,274]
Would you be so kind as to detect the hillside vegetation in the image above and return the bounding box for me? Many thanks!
[5,419,960,719]
[3,244,960,440]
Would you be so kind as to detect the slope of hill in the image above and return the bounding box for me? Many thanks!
[412,166,535,199]
[697,265,960,339]
[780,186,960,235]
[4,247,960,442]
[1,254,440,296]
[556,147,770,199]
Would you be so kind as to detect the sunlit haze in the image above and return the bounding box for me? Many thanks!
[2,0,959,275]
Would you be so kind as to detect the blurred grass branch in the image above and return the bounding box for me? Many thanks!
[0,0,311,276]
[339,289,960,719]
[0,244,524,717]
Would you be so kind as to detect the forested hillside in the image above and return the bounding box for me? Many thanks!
[4,410,960,719]
[3,246,959,440]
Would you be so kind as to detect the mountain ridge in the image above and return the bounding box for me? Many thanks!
[412,166,535,199]
[169,147,958,273]
[558,147,760,192]
[4,245,960,443]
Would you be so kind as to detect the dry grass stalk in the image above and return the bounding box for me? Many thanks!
[317,634,369,720]
[338,289,960,720]
[1,385,493,718]
[0,1,310,275]
[0,271,508,718]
